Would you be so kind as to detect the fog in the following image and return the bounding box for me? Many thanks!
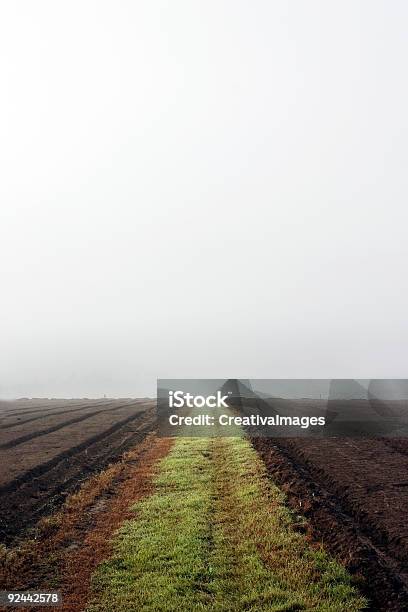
[1,1,407,398]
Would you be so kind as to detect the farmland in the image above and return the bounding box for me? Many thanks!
[0,398,408,610]
[252,435,408,611]
[0,398,155,543]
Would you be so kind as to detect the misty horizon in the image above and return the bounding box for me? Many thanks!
[1,1,407,398]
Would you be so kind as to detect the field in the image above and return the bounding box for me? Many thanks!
[0,398,408,610]
[0,399,155,543]
[252,436,408,611]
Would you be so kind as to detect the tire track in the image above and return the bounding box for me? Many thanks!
[0,402,128,431]
[24,417,154,526]
[0,410,155,544]
[0,399,133,419]
[0,401,105,418]
[0,411,149,497]
[0,403,144,450]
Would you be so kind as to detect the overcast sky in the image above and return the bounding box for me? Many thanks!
[1,1,407,398]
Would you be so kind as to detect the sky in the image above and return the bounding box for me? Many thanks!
[1,1,407,398]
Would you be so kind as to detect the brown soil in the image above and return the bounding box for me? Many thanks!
[252,436,408,612]
[0,399,156,544]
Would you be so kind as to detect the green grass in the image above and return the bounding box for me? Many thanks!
[87,436,367,612]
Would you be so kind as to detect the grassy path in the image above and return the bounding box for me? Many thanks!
[87,436,367,611]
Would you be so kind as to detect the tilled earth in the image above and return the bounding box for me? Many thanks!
[252,435,408,612]
[0,398,156,544]
[2,398,408,611]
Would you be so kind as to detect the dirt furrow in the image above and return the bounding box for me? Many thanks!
[0,402,136,430]
[0,411,155,544]
[0,400,114,418]
[252,437,408,612]
[0,403,146,449]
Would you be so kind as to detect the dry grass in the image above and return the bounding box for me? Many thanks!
[0,433,173,612]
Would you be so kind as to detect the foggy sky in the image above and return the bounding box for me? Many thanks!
[1,1,407,398]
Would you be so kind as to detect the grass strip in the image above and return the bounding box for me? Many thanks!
[87,436,367,611]
[209,437,366,611]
